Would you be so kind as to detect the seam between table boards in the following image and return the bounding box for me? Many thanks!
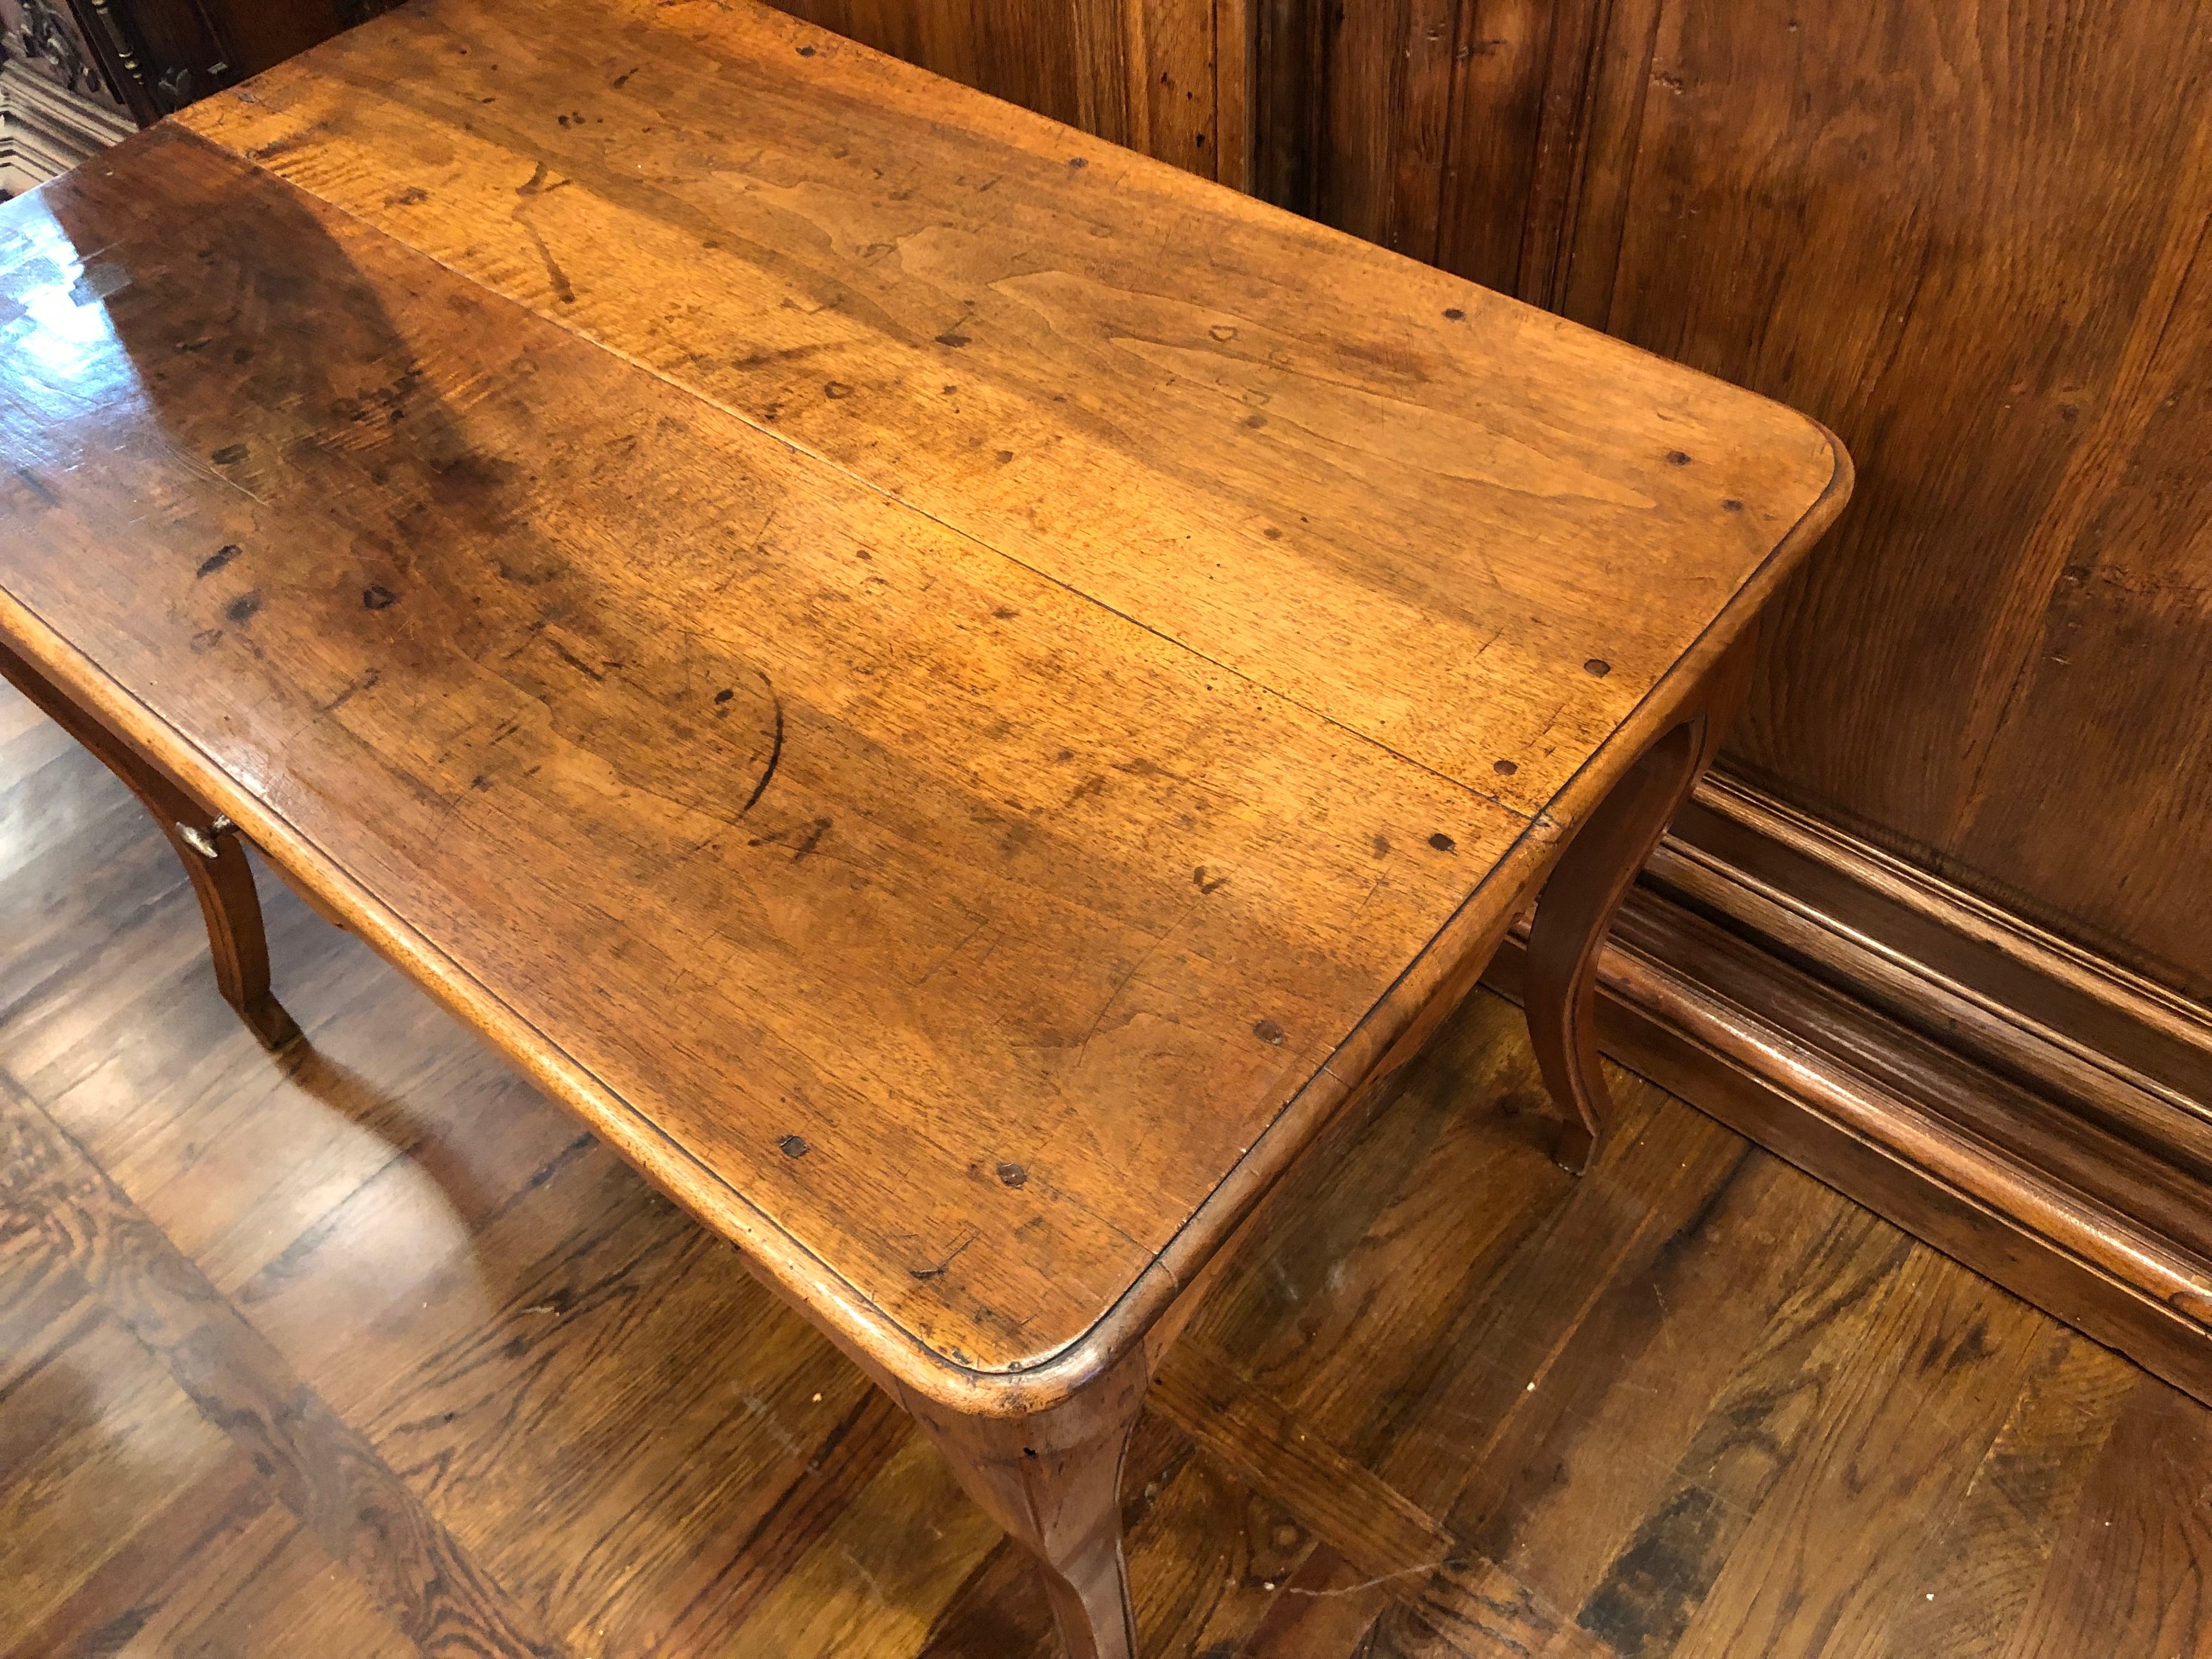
[161,118,1541,827]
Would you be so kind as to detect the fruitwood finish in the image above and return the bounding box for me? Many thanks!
[2,3,1841,1648]
[12,673,2212,1659]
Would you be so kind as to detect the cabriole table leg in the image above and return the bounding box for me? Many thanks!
[910,1348,1148,1659]
[1525,629,1757,1173]
[0,639,298,1049]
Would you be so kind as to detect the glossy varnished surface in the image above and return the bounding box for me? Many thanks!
[8,677,2209,1659]
[3,0,1840,1407]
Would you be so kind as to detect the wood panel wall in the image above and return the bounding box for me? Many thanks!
[1256,0,2212,1007]
[765,0,1249,184]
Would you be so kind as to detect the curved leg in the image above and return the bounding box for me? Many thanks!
[0,640,298,1048]
[911,1350,1147,1659]
[156,813,300,1048]
[1526,630,1756,1173]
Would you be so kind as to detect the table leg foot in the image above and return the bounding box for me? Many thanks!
[913,1352,1147,1659]
[1525,631,1756,1173]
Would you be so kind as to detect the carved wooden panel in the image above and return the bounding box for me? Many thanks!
[1,0,126,109]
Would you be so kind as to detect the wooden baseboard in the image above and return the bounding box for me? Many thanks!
[1483,771,2212,1406]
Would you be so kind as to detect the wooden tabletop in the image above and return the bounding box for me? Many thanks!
[0,0,1844,1413]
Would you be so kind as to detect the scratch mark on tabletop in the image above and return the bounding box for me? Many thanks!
[918,916,992,986]
[513,162,577,303]
[544,635,606,681]
[741,670,784,815]
[165,438,265,504]
[1073,907,1195,1060]
[317,668,381,715]
[910,1227,978,1281]
[788,817,830,862]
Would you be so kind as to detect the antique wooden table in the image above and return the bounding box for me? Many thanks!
[0,3,1847,1652]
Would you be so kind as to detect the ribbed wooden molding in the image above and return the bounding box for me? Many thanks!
[1487,770,2212,1406]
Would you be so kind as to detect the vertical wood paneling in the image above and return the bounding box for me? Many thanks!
[1432,0,1562,292]
[1588,0,2212,1000]
[1214,0,1249,189]
[1250,0,1327,211]
[763,0,1235,179]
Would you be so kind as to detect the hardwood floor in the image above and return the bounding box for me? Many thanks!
[4,670,2208,1659]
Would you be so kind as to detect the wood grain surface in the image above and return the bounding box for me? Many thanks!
[3,0,1840,1414]
[7,678,2208,1658]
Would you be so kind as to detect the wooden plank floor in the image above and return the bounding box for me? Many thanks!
[4,668,2209,1659]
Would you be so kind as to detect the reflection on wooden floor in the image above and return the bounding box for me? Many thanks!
[4,671,2209,1658]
